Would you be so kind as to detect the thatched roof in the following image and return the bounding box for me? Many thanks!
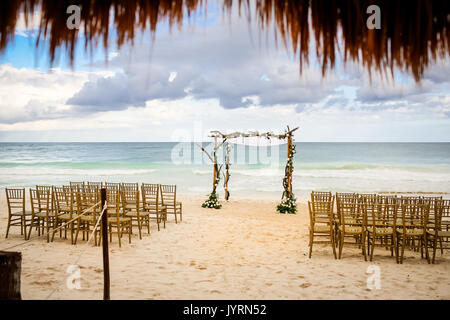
[1,0,449,81]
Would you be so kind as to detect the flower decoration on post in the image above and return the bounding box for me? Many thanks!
[277,126,298,214]
[197,138,225,209]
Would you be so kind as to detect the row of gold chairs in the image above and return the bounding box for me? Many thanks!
[5,182,183,248]
[308,192,449,264]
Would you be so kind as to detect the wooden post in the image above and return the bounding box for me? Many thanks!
[224,142,230,200]
[286,136,291,196]
[0,251,22,300]
[100,188,110,300]
[212,136,217,192]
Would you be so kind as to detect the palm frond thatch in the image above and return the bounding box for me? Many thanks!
[0,0,449,81]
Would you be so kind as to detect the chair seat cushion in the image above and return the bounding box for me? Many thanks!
[109,217,131,223]
[367,227,393,234]
[397,228,424,236]
[11,210,32,216]
[427,230,450,237]
[57,213,73,220]
[125,211,147,217]
[309,225,331,233]
[338,226,363,234]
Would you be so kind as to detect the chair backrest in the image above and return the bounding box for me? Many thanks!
[308,196,335,226]
[422,196,443,218]
[87,181,103,188]
[5,188,25,215]
[76,190,100,220]
[106,189,121,219]
[121,189,140,210]
[69,181,85,191]
[30,188,50,216]
[311,191,332,203]
[104,182,120,192]
[142,183,159,208]
[54,188,75,217]
[336,192,357,201]
[121,182,139,192]
[358,193,377,203]
[337,197,359,226]
[399,201,429,232]
[160,184,176,205]
[434,200,450,232]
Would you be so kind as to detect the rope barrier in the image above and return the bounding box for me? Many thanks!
[0,201,102,252]
[45,201,107,300]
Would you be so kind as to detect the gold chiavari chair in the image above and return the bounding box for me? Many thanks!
[5,188,31,239]
[308,194,336,258]
[106,189,132,247]
[335,193,358,246]
[142,183,167,231]
[365,199,398,261]
[337,196,367,260]
[74,190,101,246]
[426,200,450,263]
[28,188,53,242]
[396,200,430,264]
[160,184,182,223]
[121,189,149,239]
[52,187,77,244]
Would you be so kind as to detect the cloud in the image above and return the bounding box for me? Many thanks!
[0,64,108,124]
[67,15,341,111]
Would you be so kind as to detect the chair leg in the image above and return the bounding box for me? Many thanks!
[338,232,344,259]
[157,212,160,231]
[308,231,313,258]
[432,236,437,264]
[370,233,375,262]
[117,224,122,248]
[5,215,12,238]
[180,204,182,222]
[331,230,337,259]
[136,217,142,239]
[362,232,367,261]
[424,236,430,263]
[46,217,50,243]
[400,237,406,264]
[174,207,178,224]
[128,221,132,243]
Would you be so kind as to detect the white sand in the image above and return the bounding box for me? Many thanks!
[0,193,449,300]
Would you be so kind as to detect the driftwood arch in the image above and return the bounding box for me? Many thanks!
[198,126,299,213]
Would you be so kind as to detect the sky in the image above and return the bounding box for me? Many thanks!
[0,4,449,142]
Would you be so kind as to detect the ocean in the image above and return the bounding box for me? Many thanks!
[1,142,449,200]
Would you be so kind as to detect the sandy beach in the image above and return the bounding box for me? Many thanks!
[0,193,448,300]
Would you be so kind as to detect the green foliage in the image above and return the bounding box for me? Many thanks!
[202,192,222,209]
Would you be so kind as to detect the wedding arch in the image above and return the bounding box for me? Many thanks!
[197,126,299,214]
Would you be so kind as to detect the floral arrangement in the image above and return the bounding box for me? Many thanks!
[277,134,297,214]
[277,194,297,214]
[202,192,222,209]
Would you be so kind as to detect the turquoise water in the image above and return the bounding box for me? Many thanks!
[1,142,449,200]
